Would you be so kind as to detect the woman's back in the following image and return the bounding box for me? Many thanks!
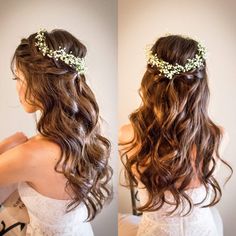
[22,134,73,200]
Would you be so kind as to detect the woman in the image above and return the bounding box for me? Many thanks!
[119,34,232,236]
[0,29,113,235]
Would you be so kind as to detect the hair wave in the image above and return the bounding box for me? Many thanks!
[120,35,232,216]
[11,29,113,221]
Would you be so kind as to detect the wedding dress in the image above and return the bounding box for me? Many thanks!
[17,181,94,236]
[136,182,220,236]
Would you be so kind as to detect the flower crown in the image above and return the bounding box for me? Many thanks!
[35,29,86,75]
[145,41,207,79]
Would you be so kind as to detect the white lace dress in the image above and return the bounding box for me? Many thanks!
[18,181,94,236]
[136,183,221,236]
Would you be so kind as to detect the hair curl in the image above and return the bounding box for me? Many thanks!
[120,35,232,216]
[11,29,113,221]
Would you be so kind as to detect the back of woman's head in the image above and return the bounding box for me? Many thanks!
[121,34,232,215]
[11,29,113,220]
[142,35,208,118]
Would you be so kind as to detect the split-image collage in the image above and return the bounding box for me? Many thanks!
[0,0,236,235]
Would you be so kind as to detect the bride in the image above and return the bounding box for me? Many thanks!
[119,34,232,236]
[0,28,113,235]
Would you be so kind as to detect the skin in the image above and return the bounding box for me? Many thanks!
[0,69,73,200]
[15,69,38,113]
[0,132,28,154]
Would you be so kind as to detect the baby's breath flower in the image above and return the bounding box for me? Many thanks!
[35,29,86,75]
[145,42,207,79]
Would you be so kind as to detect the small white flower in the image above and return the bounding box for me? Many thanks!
[35,29,86,75]
[145,41,207,79]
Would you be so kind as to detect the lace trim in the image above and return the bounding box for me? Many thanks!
[137,213,219,236]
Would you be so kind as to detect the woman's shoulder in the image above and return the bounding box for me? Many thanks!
[118,123,140,159]
[119,123,134,144]
[218,126,230,155]
[0,134,60,185]
[20,134,62,165]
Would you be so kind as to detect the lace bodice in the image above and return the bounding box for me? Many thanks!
[18,181,94,236]
[137,183,221,235]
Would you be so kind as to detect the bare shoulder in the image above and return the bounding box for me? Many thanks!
[118,123,139,158]
[218,125,225,134]
[217,125,230,154]
[0,138,48,185]
[2,136,61,168]
[118,123,134,144]
[217,125,229,143]
[25,135,62,164]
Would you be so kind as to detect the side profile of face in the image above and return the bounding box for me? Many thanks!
[15,69,38,113]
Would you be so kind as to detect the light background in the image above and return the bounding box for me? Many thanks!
[0,0,117,235]
[118,0,236,235]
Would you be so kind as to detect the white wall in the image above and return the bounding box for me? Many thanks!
[118,0,236,235]
[0,0,117,235]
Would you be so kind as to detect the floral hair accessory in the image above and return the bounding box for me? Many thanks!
[35,29,86,75]
[145,42,207,79]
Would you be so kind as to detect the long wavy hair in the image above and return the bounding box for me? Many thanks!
[120,35,232,216]
[11,29,113,221]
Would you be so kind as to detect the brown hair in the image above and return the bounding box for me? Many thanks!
[120,35,232,216]
[11,29,113,221]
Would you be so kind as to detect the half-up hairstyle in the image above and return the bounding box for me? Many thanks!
[120,35,232,216]
[11,29,113,221]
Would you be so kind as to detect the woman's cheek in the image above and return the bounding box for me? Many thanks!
[16,81,25,103]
